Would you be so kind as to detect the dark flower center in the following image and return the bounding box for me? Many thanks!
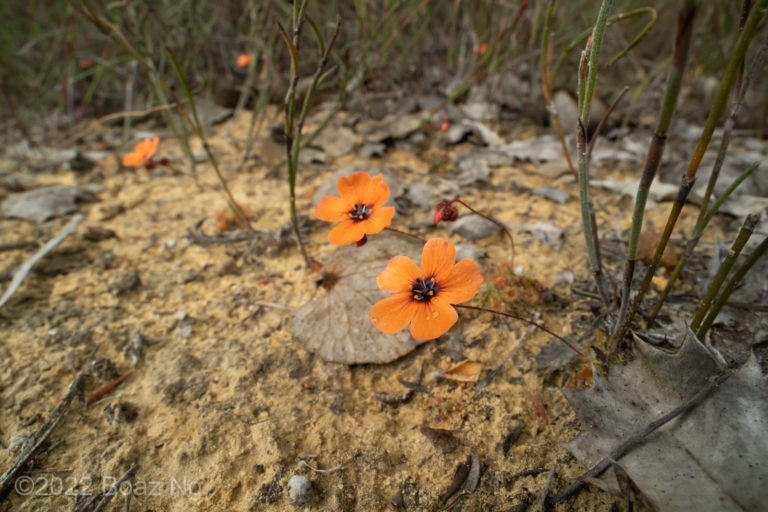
[412,276,439,302]
[348,203,372,222]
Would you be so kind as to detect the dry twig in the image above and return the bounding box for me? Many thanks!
[0,214,84,309]
[0,347,96,498]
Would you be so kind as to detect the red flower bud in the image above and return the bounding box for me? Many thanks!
[433,201,459,224]
[355,234,368,248]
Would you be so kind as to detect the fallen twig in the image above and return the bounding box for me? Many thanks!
[92,464,137,512]
[0,236,40,253]
[0,347,96,498]
[549,370,733,506]
[86,370,133,406]
[536,463,557,511]
[0,213,84,309]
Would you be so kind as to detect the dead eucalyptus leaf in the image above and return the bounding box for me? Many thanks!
[291,235,423,364]
[444,360,483,383]
[564,329,768,512]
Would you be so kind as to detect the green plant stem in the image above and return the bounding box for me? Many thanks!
[580,0,613,121]
[690,213,759,332]
[697,235,768,339]
[610,0,767,345]
[649,160,760,323]
[648,33,767,325]
[613,2,695,337]
[549,7,657,89]
[575,0,614,307]
[166,49,250,229]
[455,304,584,359]
[279,6,340,270]
[696,35,768,227]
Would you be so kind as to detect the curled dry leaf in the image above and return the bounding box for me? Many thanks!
[443,360,483,383]
[291,235,424,364]
[564,329,768,512]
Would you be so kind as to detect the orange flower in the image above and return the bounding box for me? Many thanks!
[370,238,483,340]
[314,172,395,245]
[122,137,159,167]
[236,54,252,68]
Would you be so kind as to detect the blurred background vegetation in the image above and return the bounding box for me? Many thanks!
[0,0,764,145]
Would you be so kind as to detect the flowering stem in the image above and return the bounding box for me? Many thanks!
[383,227,426,243]
[449,199,514,265]
[455,304,585,359]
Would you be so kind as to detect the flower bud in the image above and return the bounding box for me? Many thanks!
[433,201,459,224]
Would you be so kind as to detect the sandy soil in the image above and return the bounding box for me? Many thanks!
[0,106,728,511]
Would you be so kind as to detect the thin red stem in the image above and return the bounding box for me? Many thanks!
[450,199,515,265]
[455,304,585,359]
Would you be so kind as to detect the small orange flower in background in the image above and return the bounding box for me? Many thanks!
[371,238,483,340]
[236,53,252,68]
[314,172,395,246]
[122,136,159,167]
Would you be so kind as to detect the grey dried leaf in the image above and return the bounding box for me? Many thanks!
[564,329,768,512]
[291,236,424,364]
[2,185,96,223]
[463,448,480,493]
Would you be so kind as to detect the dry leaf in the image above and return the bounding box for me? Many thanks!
[291,235,424,364]
[420,426,458,454]
[444,360,483,383]
[564,329,768,511]
[637,225,678,271]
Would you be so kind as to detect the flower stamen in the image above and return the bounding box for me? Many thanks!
[348,203,372,222]
[411,276,439,302]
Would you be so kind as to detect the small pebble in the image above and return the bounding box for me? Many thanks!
[391,490,404,508]
[286,474,314,505]
[449,214,500,240]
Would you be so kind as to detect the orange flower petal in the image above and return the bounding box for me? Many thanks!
[409,296,457,340]
[315,196,350,222]
[136,136,159,160]
[363,206,395,234]
[377,255,421,293]
[337,172,372,205]
[122,153,144,167]
[365,174,390,209]
[370,294,417,334]
[328,219,366,245]
[437,258,483,304]
[421,238,456,279]
[236,54,252,67]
